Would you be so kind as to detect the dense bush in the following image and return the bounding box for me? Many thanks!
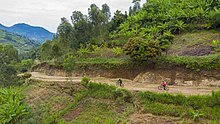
[80,76,91,85]
[124,37,161,61]
[211,40,220,52]
[211,11,220,28]
[0,88,30,124]
[63,55,76,72]
[112,47,124,56]
[22,73,32,79]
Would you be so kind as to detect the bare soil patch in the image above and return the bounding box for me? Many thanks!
[63,106,83,121]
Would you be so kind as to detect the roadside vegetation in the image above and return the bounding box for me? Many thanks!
[139,91,220,123]
[1,78,219,123]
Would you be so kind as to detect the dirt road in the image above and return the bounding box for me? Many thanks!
[30,72,220,95]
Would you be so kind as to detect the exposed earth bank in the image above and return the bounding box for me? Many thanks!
[32,63,220,87]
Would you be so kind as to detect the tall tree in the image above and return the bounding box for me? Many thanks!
[57,17,74,50]
[88,4,101,26]
[88,3,111,44]
[102,3,111,23]
[39,40,53,60]
[129,0,141,15]
[0,45,18,87]
[71,11,92,46]
[110,10,127,32]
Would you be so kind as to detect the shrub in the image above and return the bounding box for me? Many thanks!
[20,59,34,70]
[124,37,161,61]
[80,76,91,86]
[211,40,220,52]
[76,44,90,57]
[22,73,32,79]
[0,88,30,124]
[112,47,124,56]
[211,11,220,28]
[190,110,204,121]
[54,56,65,67]
[63,55,76,72]
[20,68,28,73]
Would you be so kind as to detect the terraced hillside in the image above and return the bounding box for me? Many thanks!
[0,29,39,53]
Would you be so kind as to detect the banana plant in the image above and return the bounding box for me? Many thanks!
[0,88,30,124]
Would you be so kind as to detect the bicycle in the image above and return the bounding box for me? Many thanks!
[158,85,169,91]
[116,80,124,87]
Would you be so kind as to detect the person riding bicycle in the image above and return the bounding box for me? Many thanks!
[118,79,123,87]
[161,80,167,90]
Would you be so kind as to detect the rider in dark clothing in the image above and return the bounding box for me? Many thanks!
[118,79,122,87]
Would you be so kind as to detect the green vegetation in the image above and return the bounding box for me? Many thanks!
[212,40,220,52]
[0,29,39,53]
[1,1,220,123]
[0,45,19,87]
[37,0,220,71]
[0,44,35,87]
[19,78,134,123]
[0,88,30,124]
[14,78,220,123]
[157,54,220,70]
[138,91,220,123]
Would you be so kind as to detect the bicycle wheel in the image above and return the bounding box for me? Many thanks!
[158,85,163,90]
[165,86,169,91]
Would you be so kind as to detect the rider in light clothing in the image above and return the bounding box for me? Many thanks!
[162,80,167,90]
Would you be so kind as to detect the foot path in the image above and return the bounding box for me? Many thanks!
[30,72,220,95]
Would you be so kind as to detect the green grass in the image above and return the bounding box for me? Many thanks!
[17,79,220,123]
[138,91,220,122]
[20,79,134,123]
[70,100,119,124]
[169,30,220,55]
[157,54,220,70]
[76,58,128,64]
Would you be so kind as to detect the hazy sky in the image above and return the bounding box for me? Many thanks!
[0,0,145,33]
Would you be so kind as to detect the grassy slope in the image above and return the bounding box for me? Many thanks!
[21,79,134,124]
[20,79,220,124]
[0,29,39,53]
[168,30,220,56]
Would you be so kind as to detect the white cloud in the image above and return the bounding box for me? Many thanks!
[0,0,145,32]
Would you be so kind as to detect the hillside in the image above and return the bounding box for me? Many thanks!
[168,30,220,56]
[0,23,54,44]
[0,29,39,53]
[12,78,219,123]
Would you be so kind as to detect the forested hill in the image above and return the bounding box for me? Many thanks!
[0,23,54,44]
[0,29,39,53]
[39,0,220,70]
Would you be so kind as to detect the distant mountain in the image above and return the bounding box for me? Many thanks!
[0,23,54,44]
[0,29,40,53]
[0,24,7,29]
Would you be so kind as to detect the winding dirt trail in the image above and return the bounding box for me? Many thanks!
[30,72,220,95]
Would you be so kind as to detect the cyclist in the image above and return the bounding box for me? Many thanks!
[161,80,167,90]
[118,79,123,87]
